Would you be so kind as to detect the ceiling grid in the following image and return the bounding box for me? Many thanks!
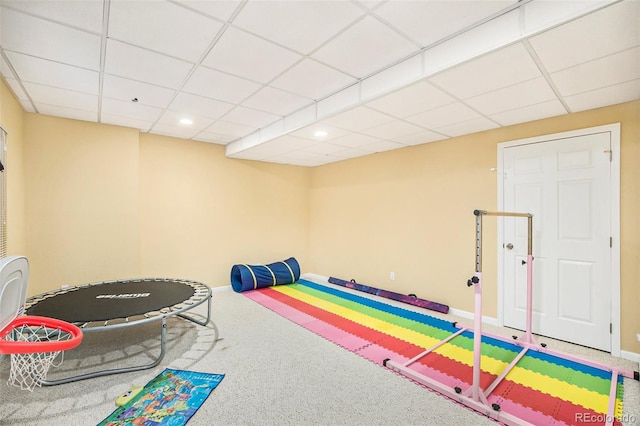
[0,0,637,166]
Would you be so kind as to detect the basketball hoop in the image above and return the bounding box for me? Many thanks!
[0,315,83,391]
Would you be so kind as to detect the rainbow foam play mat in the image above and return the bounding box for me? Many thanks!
[244,278,638,426]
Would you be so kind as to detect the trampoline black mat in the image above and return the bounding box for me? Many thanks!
[26,280,196,323]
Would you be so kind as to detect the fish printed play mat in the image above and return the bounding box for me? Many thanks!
[98,368,224,426]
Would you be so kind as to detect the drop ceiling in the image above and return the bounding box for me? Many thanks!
[1,0,638,167]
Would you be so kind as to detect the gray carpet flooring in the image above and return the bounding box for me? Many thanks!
[1,279,638,426]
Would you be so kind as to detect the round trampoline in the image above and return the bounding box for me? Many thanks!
[23,278,212,386]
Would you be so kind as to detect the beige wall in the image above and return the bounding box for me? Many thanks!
[19,114,309,294]
[23,114,141,294]
[308,100,640,353]
[0,79,27,257]
[1,76,638,353]
[138,133,310,286]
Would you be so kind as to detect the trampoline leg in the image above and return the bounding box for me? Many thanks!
[37,318,168,386]
[178,293,212,327]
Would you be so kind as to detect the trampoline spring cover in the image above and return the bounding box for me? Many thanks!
[230,257,300,293]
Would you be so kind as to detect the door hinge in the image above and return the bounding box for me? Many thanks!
[610,237,613,248]
[604,149,612,162]
[610,323,613,334]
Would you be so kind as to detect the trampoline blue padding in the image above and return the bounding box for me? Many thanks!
[230,257,300,293]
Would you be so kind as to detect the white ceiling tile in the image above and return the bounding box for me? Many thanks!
[100,114,153,132]
[489,99,567,126]
[312,16,418,78]
[1,0,637,168]
[435,117,499,137]
[289,155,334,167]
[205,120,257,139]
[222,106,281,129]
[193,131,236,145]
[360,120,426,139]
[305,142,352,155]
[1,8,101,70]
[232,0,365,54]
[23,82,98,112]
[374,0,516,47]
[242,87,312,116]
[429,43,542,99]
[183,66,262,104]
[527,1,640,72]
[105,40,193,89]
[108,1,223,62]
[551,47,640,96]
[102,74,175,108]
[290,123,350,141]
[35,103,97,123]
[270,59,357,100]
[330,133,387,149]
[564,79,640,112]
[322,106,395,132]
[149,123,200,140]
[406,102,480,129]
[101,97,163,122]
[155,110,214,132]
[365,81,456,118]
[0,0,104,33]
[5,51,98,94]
[330,147,375,160]
[168,92,234,120]
[465,77,557,116]
[202,27,302,84]
[174,0,241,22]
[360,139,405,153]
[391,130,448,146]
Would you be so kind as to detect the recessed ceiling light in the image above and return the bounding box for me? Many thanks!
[179,118,193,125]
[314,130,328,138]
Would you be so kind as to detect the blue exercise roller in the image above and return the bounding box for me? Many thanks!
[230,257,300,293]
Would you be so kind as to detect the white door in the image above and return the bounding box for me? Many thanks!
[502,131,612,351]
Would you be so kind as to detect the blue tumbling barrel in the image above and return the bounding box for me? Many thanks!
[230,257,301,293]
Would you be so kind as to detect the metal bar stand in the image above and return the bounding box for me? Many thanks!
[384,209,638,426]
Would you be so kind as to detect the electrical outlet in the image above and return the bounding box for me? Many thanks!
[637,333,640,342]
[390,272,395,280]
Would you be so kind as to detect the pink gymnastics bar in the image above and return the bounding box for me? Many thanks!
[385,210,639,426]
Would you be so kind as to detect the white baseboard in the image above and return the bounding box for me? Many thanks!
[448,307,499,327]
[301,272,328,283]
[620,349,640,365]
[211,285,231,293]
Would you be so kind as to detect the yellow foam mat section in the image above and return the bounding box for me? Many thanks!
[505,366,609,413]
[276,286,508,376]
[433,341,509,377]
[277,285,439,349]
[274,285,611,412]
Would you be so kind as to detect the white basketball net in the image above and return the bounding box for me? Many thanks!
[4,323,72,391]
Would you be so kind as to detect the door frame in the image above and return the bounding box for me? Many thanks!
[497,123,621,356]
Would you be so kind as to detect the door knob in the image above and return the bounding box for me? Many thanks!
[505,243,514,250]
